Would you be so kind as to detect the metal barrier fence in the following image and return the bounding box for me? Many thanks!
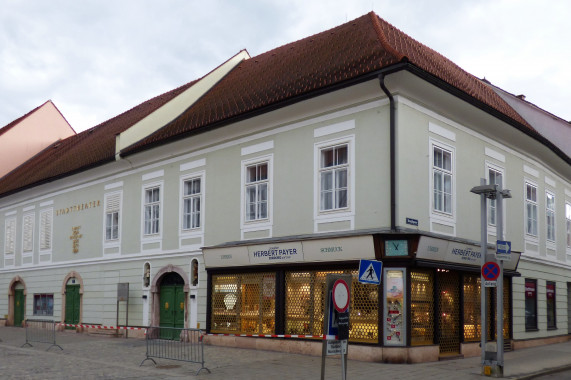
[21,319,63,351]
[140,326,210,375]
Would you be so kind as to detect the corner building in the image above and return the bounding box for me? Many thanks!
[0,12,569,363]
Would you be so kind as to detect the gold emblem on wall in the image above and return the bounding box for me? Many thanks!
[165,302,169,310]
[69,226,83,254]
[180,302,184,310]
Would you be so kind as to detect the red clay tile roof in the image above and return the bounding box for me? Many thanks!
[122,12,532,155]
[0,12,550,197]
[0,81,196,196]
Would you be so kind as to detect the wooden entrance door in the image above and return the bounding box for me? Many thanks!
[159,285,185,339]
[65,285,80,328]
[14,289,25,327]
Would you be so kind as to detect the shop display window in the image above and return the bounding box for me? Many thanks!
[546,282,556,329]
[211,273,275,334]
[284,269,378,343]
[525,279,537,331]
[411,270,434,345]
[463,275,481,341]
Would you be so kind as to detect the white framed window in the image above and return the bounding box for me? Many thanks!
[245,162,269,221]
[142,183,162,237]
[319,144,349,211]
[566,202,571,249]
[39,209,53,251]
[104,191,122,242]
[22,212,34,254]
[487,166,503,226]
[241,154,273,228]
[525,182,538,237]
[313,135,355,230]
[546,191,556,242]
[4,217,16,254]
[432,145,453,215]
[182,175,202,230]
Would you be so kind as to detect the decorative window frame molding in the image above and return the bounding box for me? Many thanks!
[240,153,274,239]
[428,137,456,236]
[141,180,164,251]
[313,134,355,232]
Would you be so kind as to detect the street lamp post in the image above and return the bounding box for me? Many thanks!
[470,180,511,378]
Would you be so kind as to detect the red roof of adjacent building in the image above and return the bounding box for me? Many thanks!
[0,12,558,198]
[0,81,196,195]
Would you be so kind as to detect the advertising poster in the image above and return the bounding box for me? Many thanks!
[385,269,404,345]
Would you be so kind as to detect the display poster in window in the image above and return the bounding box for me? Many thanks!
[525,281,535,298]
[546,283,555,299]
[384,269,405,346]
[263,275,275,300]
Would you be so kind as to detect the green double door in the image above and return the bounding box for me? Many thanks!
[14,289,25,327]
[159,285,185,339]
[65,285,80,328]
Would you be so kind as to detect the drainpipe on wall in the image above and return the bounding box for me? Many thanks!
[379,74,396,231]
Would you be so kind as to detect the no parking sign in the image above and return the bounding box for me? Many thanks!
[482,261,500,287]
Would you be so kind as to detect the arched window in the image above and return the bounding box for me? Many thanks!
[143,262,151,288]
[191,259,199,287]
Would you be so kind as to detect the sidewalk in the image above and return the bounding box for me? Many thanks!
[1,326,571,379]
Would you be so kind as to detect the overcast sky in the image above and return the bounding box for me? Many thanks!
[1,0,569,133]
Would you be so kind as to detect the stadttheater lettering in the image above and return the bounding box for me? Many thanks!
[56,200,101,216]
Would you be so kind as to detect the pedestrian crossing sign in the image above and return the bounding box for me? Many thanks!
[358,259,382,285]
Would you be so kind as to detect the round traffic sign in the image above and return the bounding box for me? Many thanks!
[332,279,350,313]
[482,262,500,281]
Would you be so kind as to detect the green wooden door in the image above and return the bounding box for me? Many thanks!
[65,285,80,328]
[13,289,25,327]
[159,285,185,339]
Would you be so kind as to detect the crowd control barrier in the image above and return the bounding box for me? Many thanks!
[140,326,210,375]
[21,319,63,351]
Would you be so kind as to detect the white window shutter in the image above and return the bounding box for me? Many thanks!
[23,214,34,252]
[106,193,121,212]
[5,218,16,254]
[40,209,53,250]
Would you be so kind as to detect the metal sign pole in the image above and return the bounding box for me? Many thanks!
[496,190,504,375]
[478,178,488,369]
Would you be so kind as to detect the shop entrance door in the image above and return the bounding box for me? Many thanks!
[14,289,25,327]
[65,285,80,328]
[437,271,460,355]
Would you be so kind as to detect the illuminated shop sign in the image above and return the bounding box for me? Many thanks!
[203,236,375,267]
[416,236,520,271]
[249,243,304,264]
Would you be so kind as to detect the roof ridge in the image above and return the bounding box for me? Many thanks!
[368,12,406,62]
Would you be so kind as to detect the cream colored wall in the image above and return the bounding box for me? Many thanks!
[0,101,75,177]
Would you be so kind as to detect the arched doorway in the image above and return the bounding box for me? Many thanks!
[150,265,189,339]
[61,271,83,329]
[8,276,26,327]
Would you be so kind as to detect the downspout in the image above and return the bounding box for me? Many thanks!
[379,74,396,231]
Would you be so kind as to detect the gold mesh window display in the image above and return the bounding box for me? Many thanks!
[437,269,460,354]
[463,275,481,342]
[285,269,378,343]
[211,273,275,334]
[411,270,434,346]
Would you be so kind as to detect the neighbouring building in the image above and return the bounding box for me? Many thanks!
[0,12,569,363]
[0,100,75,178]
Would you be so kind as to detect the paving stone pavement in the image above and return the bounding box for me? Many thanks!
[1,326,571,379]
